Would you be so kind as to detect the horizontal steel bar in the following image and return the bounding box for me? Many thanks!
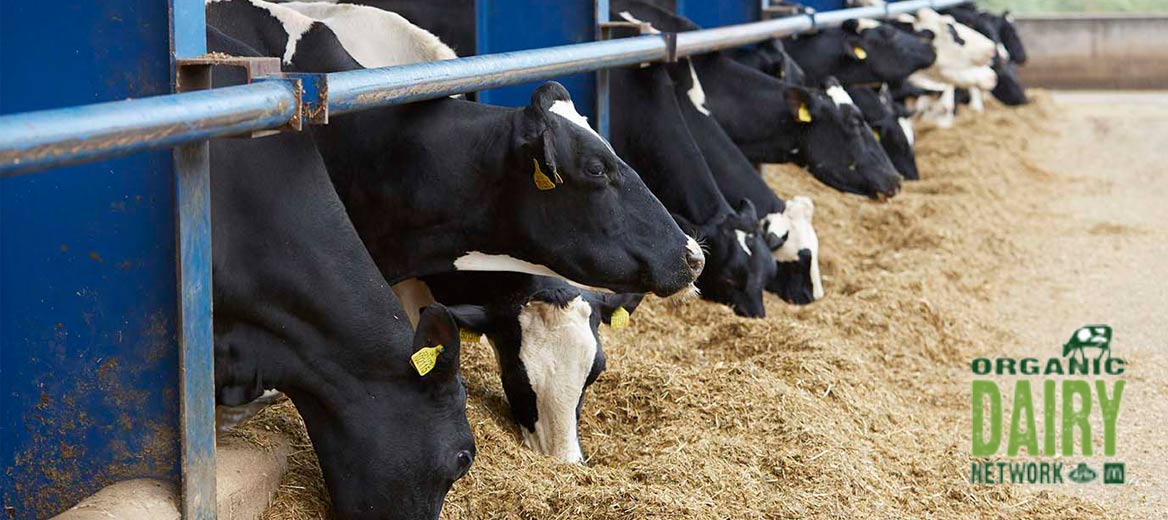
[674,0,966,56]
[328,35,665,114]
[0,82,298,176]
[0,0,967,176]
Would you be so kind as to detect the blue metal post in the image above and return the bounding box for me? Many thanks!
[1,2,183,517]
[475,0,602,118]
[677,0,761,28]
[171,0,218,517]
[595,0,612,139]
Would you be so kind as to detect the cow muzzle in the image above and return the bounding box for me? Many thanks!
[685,236,706,278]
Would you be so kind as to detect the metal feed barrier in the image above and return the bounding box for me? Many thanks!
[0,0,964,517]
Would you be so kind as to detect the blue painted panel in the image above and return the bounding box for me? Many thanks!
[0,1,181,518]
[799,0,847,11]
[678,0,760,28]
[475,0,597,119]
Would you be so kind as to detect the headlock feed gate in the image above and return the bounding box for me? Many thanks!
[0,0,961,517]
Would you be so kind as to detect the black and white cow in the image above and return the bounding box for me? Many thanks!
[613,1,902,199]
[208,29,473,520]
[729,39,808,86]
[783,18,937,86]
[207,0,705,297]
[421,272,642,463]
[943,4,1028,105]
[845,84,918,180]
[666,60,824,304]
[609,60,775,317]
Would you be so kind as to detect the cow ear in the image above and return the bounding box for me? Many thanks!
[591,293,646,326]
[841,19,861,35]
[843,36,868,61]
[735,198,759,225]
[521,82,572,187]
[410,304,461,379]
[784,86,815,124]
[445,304,492,334]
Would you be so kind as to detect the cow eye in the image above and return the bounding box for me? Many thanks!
[455,450,473,479]
[585,163,607,178]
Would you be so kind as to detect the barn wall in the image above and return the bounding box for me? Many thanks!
[1015,15,1168,89]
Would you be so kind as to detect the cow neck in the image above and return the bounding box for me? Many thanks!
[314,98,517,284]
[210,132,421,410]
[672,78,785,217]
[613,65,732,227]
[693,55,802,165]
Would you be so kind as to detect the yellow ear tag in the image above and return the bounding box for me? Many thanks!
[872,128,881,142]
[532,159,556,191]
[797,103,813,123]
[853,46,868,60]
[609,307,630,330]
[410,344,444,376]
[459,328,482,345]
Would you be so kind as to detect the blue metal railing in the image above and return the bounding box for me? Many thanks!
[0,0,964,177]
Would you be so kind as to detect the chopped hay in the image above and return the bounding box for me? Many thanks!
[243,92,1114,519]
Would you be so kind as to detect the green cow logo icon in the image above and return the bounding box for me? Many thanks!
[1062,325,1112,361]
[1068,463,1098,483]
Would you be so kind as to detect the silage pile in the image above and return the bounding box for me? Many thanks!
[240,93,1109,519]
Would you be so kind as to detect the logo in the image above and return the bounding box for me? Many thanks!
[1068,463,1097,483]
[1062,325,1112,360]
[969,325,1127,485]
[1104,463,1125,484]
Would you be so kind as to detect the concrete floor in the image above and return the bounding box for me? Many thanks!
[998,91,1168,517]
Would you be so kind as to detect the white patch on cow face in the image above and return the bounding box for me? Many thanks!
[685,235,705,274]
[762,211,790,248]
[453,252,612,293]
[773,197,822,300]
[685,62,712,116]
[279,1,457,68]
[617,11,661,33]
[855,18,882,31]
[825,84,854,107]
[548,100,615,154]
[516,296,597,463]
[898,117,915,146]
[222,0,315,64]
[734,230,751,256]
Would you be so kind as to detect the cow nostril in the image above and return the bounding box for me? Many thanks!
[687,252,705,276]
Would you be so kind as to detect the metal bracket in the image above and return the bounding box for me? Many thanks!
[599,20,654,39]
[176,56,330,134]
[598,22,677,62]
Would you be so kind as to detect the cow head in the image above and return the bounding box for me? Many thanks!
[991,55,1028,106]
[767,197,822,303]
[747,39,807,85]
[850,85,920,180]
[679,200,776,318]
[786,79,902,199]
[455,82,704,296]
[915,9,998,71]
[447,288,643,463]
[996,11,1027,64]
[288,304,474,520]
[841,19,937,83]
